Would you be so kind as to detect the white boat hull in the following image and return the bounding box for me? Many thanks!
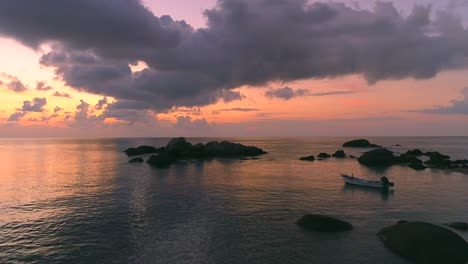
[341,175,387,188]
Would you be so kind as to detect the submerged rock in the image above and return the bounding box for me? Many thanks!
[318,153,331,158]
[128,157,144,163]
[124,145,163,156]
[342,139,381,148]
[378,222,468,264]
[445,222,468,231]
[358,148,401,167]
[300,155,315,161]
[332,150,346,158]
[296,214,353,232]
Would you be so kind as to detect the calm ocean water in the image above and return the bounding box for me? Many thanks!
[0,137,467,264]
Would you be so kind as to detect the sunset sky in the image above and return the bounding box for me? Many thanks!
[1,0,468,137]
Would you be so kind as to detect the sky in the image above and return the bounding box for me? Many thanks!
[1,0,468,137]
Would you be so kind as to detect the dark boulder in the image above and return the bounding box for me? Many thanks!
[128,157,144,163]
[332,150,346,158]
[318,153,331,158]
[445,222,468,231]
[358,148,401,167]
[342,139,381,148]
[296,214,353,232]
[147,152,177,168]
[349,155,357,159]
[424,151,451,167]
[300,155,315,161]
[124,145,162,156]
[166,137,192,156]
[204,141,266,157]
[378,222,468,264]
[453,159,468,165]
[405,149,424,156]
[408,159,426,170]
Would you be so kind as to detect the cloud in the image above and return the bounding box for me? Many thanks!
[53,106,63,113]
[265,87,309,100]
[95,97,108,110]
[6,79,28,93]
[414,87,468,115]
[7,97,47,121]
[20,97,47,112]
[1,1,468,111]
[212,107,260,114]
[52,91,72,98]
[174,116,211,130]
[265,87,355,100]
[36,81,53,91]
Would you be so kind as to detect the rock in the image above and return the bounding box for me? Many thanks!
[147,152,177,168]
[408,159,426,170]
[424,151,451,167]
[394,144,402,146]
[166,137,192,156]
[342,139,381,148]
[296,214,353,232]
[405,149,424,156]
[349,155,357,159]
[204,141,266,157]
[300,155,315,161]
[453,159,468,165]
[445,222,468,231]
[424,151,450,160]
[124,145,162,156]
[128,157,144,163]
[332,150,346,158]
[397,220,409,224]
[377,222,468,264]
[318,153,331,158]
[358,148,401,167]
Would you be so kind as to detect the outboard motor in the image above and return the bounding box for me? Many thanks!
[380,176,394,187]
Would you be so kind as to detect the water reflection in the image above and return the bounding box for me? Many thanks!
[341,184,394,201]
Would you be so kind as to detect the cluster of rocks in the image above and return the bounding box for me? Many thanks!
[300,150,347,161]
[297,214,468,263]
[125,137,267,168]
[357,147,468,171]
[342,139,381,148]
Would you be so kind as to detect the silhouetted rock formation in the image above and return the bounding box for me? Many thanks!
[332,150,346,158]
[445,222,468,231]
[300,155,315,161]
[124,145,164,156]
[408,159,426,170]
[318,153,331,158]
[342,139,381,148]
[378,222,468,264]
[405,149,424,156]
[296,214,353,232]
[128,157,144,163]
[141,138,267,168]
[147,152,177,168]
[358,148,400,167]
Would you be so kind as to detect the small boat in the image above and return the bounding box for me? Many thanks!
[341,174,394,189]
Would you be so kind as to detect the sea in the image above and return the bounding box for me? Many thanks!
[0,137,467,264]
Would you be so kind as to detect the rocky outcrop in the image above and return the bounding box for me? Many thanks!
[405,149,424,156]
[318,153,331,158]
[342,139,381,148]
[445,222,468,231]
[124,145,164,156]
[128,157,144,163]
[147,152,177,168]
[296,214,353,232]
[378,221,468,264]
[332,150,346,158]
[300,155,315,161]
[358,148,401,167]
[408,159,426,170]
[137,138,267,168]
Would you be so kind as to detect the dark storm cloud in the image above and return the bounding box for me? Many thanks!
[1,0,468,111]
[415,87,468,114]
[36,81,53,91]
